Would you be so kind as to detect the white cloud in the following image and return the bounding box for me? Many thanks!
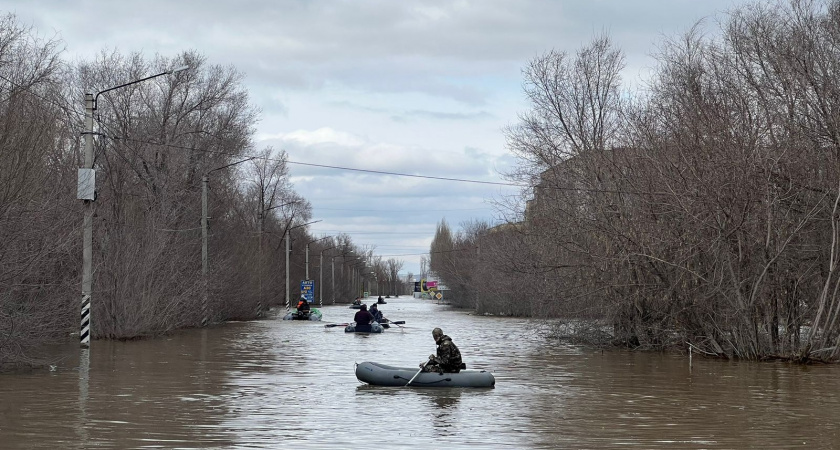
[260,127,367,148]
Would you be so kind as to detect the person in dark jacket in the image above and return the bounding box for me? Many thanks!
[421,328,464,373]
[297,297,311,312]
[369,303,384,323]
[353,304,375,332]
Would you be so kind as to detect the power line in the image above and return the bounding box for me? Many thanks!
[376,248,476,257]
[313,207,490,212]
[286,160,516,187]
[105,135,525,188]
[3,73,676,198]
[312,230,433,235]
[103,134,674,196]
[353,244,429,248]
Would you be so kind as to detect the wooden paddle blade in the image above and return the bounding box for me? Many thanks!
[324,323,349,328]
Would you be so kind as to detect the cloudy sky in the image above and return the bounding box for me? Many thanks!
[7,0,753,277]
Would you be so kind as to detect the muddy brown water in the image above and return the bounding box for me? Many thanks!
[1,296,838,448]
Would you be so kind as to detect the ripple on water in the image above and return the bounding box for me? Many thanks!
[2,297,840,448]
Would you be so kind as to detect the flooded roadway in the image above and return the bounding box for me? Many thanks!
[1,296,839,448]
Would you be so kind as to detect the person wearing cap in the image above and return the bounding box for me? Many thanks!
[421,328,464,373]
[352,304,375,332]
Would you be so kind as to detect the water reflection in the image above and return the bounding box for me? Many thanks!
[1,297,840,449]
[422,389,462,437]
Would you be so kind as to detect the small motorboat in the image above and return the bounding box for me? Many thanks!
[344,322,384,333]
[355,361,495,387]
[282,308,323,321]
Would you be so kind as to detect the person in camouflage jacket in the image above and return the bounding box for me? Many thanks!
[421,328,463,373]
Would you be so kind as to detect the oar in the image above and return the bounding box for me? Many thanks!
[324,323,350,328]
[406,362,426,386]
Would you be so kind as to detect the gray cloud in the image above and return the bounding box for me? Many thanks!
[5,0,757,275]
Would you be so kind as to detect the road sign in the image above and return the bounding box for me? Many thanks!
[300,280,314,302]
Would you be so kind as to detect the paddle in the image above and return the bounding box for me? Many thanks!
[406,361,427,387]
[324,323,350,328]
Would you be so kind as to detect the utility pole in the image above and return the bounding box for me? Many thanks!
[319,246,333,308]
[256,200,298,314]
[77,65,190,348]
[201,157,254,325]
[283,220,323,310]
[305,236,330,282]
[318,254,322,307]
[201,175,209,325]
[285,229,290,310]
[79,93,95,348]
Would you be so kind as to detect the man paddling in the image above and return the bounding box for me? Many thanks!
[369,303,385,323]
[421,328,464,373]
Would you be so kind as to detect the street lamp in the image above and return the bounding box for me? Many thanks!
[370,271,376,297]
[351,261,366,299]
[334,250,354,303]
[305,236,331,281]
[257,200,299,314]
[319,246,335,308]
[201,157,255,325]
[345,256,362,299]
[284,219,322,309]
[78,64,190,348]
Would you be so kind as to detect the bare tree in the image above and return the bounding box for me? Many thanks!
[0,14,75,369]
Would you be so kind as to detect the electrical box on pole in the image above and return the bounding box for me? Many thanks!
[77,169,95,200]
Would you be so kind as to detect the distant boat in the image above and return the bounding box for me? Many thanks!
[282,308,322,321]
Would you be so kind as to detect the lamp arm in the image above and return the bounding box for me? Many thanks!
[93,66,190,110]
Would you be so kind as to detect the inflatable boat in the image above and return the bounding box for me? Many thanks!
[282,308,322,321]
[344,322,384,333]
[355,361,495,387]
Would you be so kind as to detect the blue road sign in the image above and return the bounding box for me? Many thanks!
[300,280,315,302]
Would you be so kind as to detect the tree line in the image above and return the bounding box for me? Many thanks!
[0,15,405,370]
[430,0,840,362]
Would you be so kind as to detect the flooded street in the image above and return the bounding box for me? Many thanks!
[2,296,839,448]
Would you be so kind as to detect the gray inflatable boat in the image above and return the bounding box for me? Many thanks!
[344,322,384,333]
[355,361,495,387]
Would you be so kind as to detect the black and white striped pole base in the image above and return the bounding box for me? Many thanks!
[80,294,91,347]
